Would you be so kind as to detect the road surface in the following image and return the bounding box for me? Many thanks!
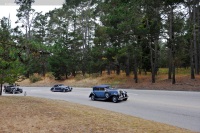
[3,87,200,132]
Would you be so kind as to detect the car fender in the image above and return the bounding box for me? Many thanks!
[51,88,54,91]
[110,93,119,98]
[89,92,95,97]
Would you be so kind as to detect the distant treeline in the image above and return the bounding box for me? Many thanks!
[0,0,200,90]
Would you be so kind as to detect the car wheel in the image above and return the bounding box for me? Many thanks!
[12,89,16,94]
[112,96,118,103]
[105,93,110,98]
[63,89,66,92]
[91,95,95,101]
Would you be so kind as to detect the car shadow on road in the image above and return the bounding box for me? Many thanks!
[88,99,125,103]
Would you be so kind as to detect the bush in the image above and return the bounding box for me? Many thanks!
[91,73,101,78]
[29,73,42,83]
[45,72,55,79]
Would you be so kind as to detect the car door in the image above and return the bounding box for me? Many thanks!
[56,86,62,92]
[98,87,106,98]
[93,87,100,98]
[7,86,12,92]
[54,85,61,92]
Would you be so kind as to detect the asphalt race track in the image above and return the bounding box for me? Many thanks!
[3,87,200,132]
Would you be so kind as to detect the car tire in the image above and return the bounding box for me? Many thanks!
[112,96,118,103]
[63,89,66,92]
[12,89,16,94]
[105,93,110,98]
[91,95,95,101]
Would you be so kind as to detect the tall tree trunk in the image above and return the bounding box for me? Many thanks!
[198,4,200,73]
[42,64,45,77]
[72,70,76,77]
[126,53,130,76]
[0,84,2,96]
[133,54,138,83]
[107,62,111,75]
[190,41,195,79]
[172,52,176,84]
[82,67,86,76]
[81,13,87,77]
[168,5,176,84]
[193,2,199,74]
[168,48,172,79]
[154,39,158,75]
[150,41,155,83]
[116,63,120,75]
[146,17,156,83]
[189,0,195,79]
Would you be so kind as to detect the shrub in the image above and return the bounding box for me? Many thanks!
[45,72,55,79]
[91,73,101,78]
[29,73,42,83]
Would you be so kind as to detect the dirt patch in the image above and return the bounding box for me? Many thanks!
[118,74,200,91]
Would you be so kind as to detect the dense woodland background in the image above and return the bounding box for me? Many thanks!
[1,0,200,94]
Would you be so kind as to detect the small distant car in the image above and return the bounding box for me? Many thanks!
[50,84,73,92]
[4,85,23,94]
[89,84,128,103]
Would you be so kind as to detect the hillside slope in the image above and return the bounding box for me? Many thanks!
[17,73,200,91]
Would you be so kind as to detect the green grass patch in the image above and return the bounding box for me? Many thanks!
[158,68,190,75]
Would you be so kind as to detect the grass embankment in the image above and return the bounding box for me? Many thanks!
[18,68,200,91]
[0,96,194,133]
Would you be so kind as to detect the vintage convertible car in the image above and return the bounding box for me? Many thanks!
[50,84,73,92]
[89,84,128,103]
[4,85,23,94]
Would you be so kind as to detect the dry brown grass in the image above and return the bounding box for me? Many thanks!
[18,72,200,91]
[0,96,194,133]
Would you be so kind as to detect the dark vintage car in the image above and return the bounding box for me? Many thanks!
[50,84,73,92]
[3,85,23,94]
[89,84,128,103]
